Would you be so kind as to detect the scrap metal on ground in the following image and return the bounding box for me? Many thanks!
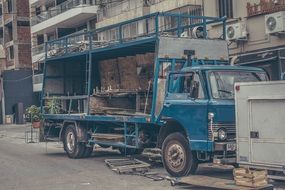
[105,158,150,174]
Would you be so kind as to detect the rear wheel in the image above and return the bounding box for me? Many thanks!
[63,125,85,158]
[162,132,198,177]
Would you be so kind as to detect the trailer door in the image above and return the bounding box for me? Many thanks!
[236,81,285,170]
[249,97,285,165]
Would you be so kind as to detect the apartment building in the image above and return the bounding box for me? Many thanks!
[29,0,98,93]
[0,0,35,124]
[97,0,285,80]
[203,0,285,80]
[96,0,203,41]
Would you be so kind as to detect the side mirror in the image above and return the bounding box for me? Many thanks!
[190,81,199,99]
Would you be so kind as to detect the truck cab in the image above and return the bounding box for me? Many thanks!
[159,65,268,176]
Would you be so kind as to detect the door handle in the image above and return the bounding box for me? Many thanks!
[250,131,259,139]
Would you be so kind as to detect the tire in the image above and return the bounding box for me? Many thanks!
[63,125,85,159]
[83,146,93,158]
[162,132,198,177]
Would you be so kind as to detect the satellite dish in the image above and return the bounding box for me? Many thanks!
[192,26,206,38]
[227,26,235,39]
[266,16,277,31]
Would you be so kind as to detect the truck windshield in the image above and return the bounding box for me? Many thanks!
[209,71,268,99]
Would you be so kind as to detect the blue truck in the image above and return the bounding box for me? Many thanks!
[40,13,268,177]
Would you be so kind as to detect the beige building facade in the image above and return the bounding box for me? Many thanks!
[29,0,98,92]
[204,0,285,80]
[97,0,285,80]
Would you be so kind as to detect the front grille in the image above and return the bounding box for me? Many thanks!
[208,123,236,141]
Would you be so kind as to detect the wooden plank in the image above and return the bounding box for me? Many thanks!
[99,59,121,91]
[92,133,124,142]
[118,56,139,90]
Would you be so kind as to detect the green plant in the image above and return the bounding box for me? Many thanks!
[45,98,61,114]
[26,105,42,122]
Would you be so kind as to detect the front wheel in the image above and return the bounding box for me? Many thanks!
[162,132,198,177]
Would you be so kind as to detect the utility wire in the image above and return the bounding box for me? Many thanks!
[3,75,33,82]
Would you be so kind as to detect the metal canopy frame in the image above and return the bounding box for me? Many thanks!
[41,12,227,124]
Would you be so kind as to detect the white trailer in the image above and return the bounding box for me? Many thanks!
[235,81,285,180]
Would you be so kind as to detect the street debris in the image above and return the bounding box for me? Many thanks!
[142,148,162,163]
[105,157,165,181]
[167,175,274,190]
[234,168,268,188]
[105,158,150,174]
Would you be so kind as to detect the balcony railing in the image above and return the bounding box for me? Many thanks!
[32,44,45,56]
[31,0,96,26]
[33,30,87,58]
[247,0,285,17]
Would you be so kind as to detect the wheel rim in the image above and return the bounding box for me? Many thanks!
[66,131,75,152]
[166,142,186,172]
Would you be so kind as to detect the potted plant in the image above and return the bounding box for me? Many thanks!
[26,105,43,128]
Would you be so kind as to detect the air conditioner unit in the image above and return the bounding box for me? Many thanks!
[265,11,285,34]
[226,23,247,41]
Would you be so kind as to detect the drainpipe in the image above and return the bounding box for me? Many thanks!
[1,77,5,124]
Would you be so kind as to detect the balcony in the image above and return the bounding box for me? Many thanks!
[33,74,43,92]
[31,44,45,63]
[247,0,285,17]
[31,0,97,34]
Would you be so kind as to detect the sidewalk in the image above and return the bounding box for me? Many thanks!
[0,123,39,140]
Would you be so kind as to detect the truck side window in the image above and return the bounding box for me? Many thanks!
[169,73,204,99]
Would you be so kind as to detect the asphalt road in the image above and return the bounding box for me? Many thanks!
[0,125,284,190]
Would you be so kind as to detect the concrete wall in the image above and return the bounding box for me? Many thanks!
[96,0,203,28]
[3,69,37,115]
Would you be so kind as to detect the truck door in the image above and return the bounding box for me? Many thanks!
[163,72,209,151]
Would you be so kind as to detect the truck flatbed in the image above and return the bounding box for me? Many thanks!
[44,113,151,124]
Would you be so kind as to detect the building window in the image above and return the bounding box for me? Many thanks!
[35,6,41,16]
[5,23,13,42]
[0,5,3,16]
[37,34,44,45]
[7,0,13,13]
[8,46,14,60]
[218,0,233,18]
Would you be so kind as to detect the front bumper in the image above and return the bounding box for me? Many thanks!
[213,141,236,164]
[214,141,236,151]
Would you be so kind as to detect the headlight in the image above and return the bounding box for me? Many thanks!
[218,128,227,141]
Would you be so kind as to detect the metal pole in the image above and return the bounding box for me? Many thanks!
[29,113,35,143]
[1,77,5,124]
